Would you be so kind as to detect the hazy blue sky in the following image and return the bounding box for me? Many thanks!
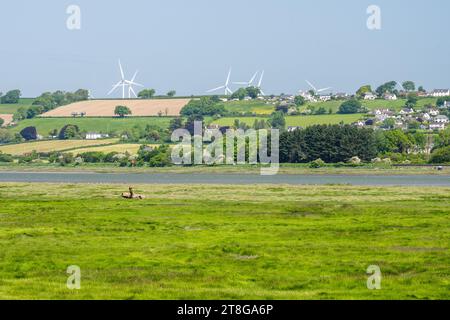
[0,0,449,97]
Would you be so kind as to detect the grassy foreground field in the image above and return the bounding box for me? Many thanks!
[0,183,448,300]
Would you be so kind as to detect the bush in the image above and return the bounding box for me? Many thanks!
[58,153,74,166]
[430,146,450,164]
[0,152,13,163]
[79,151,105,163]
[20,127,37,141]
[338,99,362,114]
[59,125,80,140]
[309,158,326,168]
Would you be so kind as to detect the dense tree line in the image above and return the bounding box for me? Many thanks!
[0,90,21,104]
[14,89,89,120]
[180,96,226,117]
[280,125,377,163]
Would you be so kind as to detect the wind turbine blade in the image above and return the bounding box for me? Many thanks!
[126,80,144,87]
[226,68,232,85]
[258,71,265,87]
[260,90,265,96]
[207,86,225,93]
[317,87,332,93]
[249,72,258,85]
[119,60,125,80]
[131,70,139,82]
[233,82,248,85]
[306,80,317,92]
[130,86,137,98]
[226,87,233,95]
[107,81,122,95]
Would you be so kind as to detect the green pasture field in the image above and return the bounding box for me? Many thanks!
[8,117,174,135]
[223,100,275,115]
[213,114,363,127]
[0,183,448,299]
[0,98,35,114]
[302,97,438,114]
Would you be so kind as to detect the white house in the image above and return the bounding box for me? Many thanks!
[319,94,332,102]
[86,132,109,140]
[364,92,377,100]
[384,93,397,100]
[434,115,449,124]
[428,109,440,116]
[431,89,450,97]
[429,123,446,130]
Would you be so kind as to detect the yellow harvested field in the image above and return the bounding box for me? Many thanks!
[69,143,148,155]
[41,99,191,117]
[0,114,13,127]
[0,139,119,155]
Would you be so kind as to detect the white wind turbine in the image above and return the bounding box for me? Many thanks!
[233,71,258,87]
[207,68,233,95]
[107,60,144,99]
[256,70,266,96]
[305,80,332,96]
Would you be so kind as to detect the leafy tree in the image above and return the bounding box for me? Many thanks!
[0,89,21,104]
[167,90,176,97]
[356,85,372,98]
[376,129,413,154]
[268,111,286,130]
[338,99,362,114]
[246,87,261,99]
[294,95,306,107]
[185,114,204,135]
[138,89,156,99]
[20,126,37,141]
[430,146,450,164]
[418,86,426,93]
[402,81,416,92]
[382,118,396,129]
[114,105,132,118]
[59,124,80,140]
[0,129,14,143]
[405,93,418,108]
[375,81,398,96]
[180,97,226,117]
[275,103,289,114]
[169,117,184,132]
[436,96,450,107]
[230,88,247,100]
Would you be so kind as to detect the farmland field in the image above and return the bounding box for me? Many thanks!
[223,100,275,115]
[213,114,363,127]
[69,143,148,155]
[0,98,35,114]
[0,139,119,155]
[0,114,13,127]
[41,99,190,117]
[0,183,448,299]
[8,117,174,136]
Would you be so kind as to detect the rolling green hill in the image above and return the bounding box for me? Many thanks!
[213,114,363,127]
[0,98,35,114]
[9,117,174,136]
